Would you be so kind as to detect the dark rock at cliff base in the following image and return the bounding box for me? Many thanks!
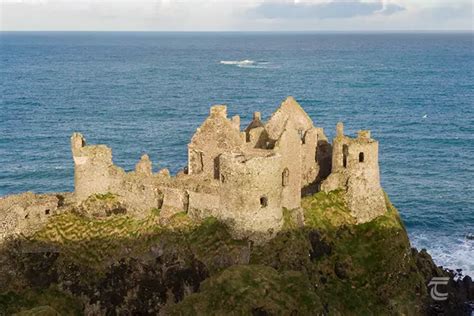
[0,191,472,315]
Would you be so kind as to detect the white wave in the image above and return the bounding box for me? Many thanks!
[410,232,474,278]
[219,59,278,69]
[220,59,255,66]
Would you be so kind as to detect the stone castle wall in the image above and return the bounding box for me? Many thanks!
[321,124,387,222]
[65,97,387,239]
[71,133,163,218]
[218,151,283,237]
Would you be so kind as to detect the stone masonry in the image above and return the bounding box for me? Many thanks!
[68,97,387,239]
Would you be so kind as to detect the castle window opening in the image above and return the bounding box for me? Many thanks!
[45,209,50,215]
[260,196,268,208]
[213,156,220,180]
[298,129,305,143]
[343,144,349,168]
[282,168,289,186]
[359,152,364,163]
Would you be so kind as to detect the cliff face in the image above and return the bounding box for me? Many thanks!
[0,190,472,315]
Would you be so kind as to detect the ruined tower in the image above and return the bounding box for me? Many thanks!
[218,151,283,237]
[321,123,387,222]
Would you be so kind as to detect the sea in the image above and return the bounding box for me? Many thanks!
[1,32,473,276]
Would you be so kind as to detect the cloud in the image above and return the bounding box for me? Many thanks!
[249,0,405,20]
[0,0,471,31]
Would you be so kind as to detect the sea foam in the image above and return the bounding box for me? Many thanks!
[410,232,474,278]
[219,60,274,69]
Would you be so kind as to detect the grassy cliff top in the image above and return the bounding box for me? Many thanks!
[1,190,440,315]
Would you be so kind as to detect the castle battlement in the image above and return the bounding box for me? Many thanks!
[71,97,387,239]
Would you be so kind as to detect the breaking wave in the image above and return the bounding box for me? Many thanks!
[410,232,474,277]
[219,59,275,69]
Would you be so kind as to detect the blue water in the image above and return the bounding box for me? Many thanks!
[1,32,473,275]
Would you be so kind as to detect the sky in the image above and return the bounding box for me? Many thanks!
[1,0,473,31]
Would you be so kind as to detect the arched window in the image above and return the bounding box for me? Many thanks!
[282,168,289,186]
[359,152,364,163]
[260,196,268,208]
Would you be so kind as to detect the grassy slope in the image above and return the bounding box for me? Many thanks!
[1,191,429,315]
[172,190,427,315]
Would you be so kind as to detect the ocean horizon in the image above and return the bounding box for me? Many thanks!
[1,31,473,276]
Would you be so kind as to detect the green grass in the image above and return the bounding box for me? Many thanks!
[302,189,356,230]
[27,211,164,267]
[168,265,323,315]
[92,192,117,201]
[0,287,82,316]
[3,190,429,315]
[248,190,427,315]
[281,208,297,230]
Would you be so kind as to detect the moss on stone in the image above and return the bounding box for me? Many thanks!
[168,265,323,315]
[250,190,427,314]
[186,217,249,274]
[302,189,356,230]
[281,207,298,230]
[91,192,116,201]
[1,191,439,315]
[0,288,82,316]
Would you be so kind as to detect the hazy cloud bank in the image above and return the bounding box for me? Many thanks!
[249,1,405,20]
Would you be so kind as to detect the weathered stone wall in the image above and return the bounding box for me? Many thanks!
[218,151,283,239]
[159,187,188,219]
[188,105,243,179]
[265,97,314,141]
[274,120,302,210]
[321,123,386,223]
[187,191,221,220]
[66,98,388,237]
[0,192,66,240]
[246,126,269,149]
[71,133,120,201]
[71,133,164,217]
[301,127,319,187]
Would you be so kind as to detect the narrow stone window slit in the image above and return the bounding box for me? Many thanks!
[343,144,349,168]
[260,196,268,208]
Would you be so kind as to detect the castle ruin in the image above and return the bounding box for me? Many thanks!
[70,97,387,239]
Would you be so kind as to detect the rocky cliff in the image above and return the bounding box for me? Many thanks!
[0,190,472,315]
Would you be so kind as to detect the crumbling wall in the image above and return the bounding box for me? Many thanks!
[315,128,332,184]
[274,120,302,210]
[246,126,269,149]
[300,127,318,187]
[245,112,268,148]
[4,97,391,243]
[321,123,386,223]
[218,151,283,239]
[187,105,243,179]
[159,187,188,219]
[71,133,164,216]
[265,96,315,141]
[187,191,221,220]
[0,192,65,241]
[71,133,122,201]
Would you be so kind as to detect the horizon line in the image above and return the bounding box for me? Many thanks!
[1,30,473,33]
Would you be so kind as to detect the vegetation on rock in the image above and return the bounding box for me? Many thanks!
[0,191,472,315]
